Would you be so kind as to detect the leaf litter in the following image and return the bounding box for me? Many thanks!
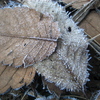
[0,2,61,96]
[0,7,61,67]
[0,0,99,99]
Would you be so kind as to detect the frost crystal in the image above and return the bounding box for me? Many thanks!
[22,0,89,91]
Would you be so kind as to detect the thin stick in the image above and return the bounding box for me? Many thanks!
[88,34,100,42]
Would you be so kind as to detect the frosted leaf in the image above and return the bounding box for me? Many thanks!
[24,0,89,91]
[0,0,90,92]
[0,7,61,68]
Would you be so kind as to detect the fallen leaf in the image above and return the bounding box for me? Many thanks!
[21,0,89,91]
[80,11,100,54]
[80,11,100,45]
[0,0,89,93]
[62,0,89,9]
[0,7,61,68]
[0,7,61,94]
[42,77,65,97]
[0,64,36,94]
[34,39,89,91]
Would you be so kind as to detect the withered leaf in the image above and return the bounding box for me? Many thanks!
[80,11,100,54]
[62,0,89,9]
[19,0,89,91]
[0,7,61,68]
[0,64,36,94]
[80,11,100,45]
[42,77,65,97]
[33,40,89,91]
[0,0,89,93]
[0,7,61,94]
